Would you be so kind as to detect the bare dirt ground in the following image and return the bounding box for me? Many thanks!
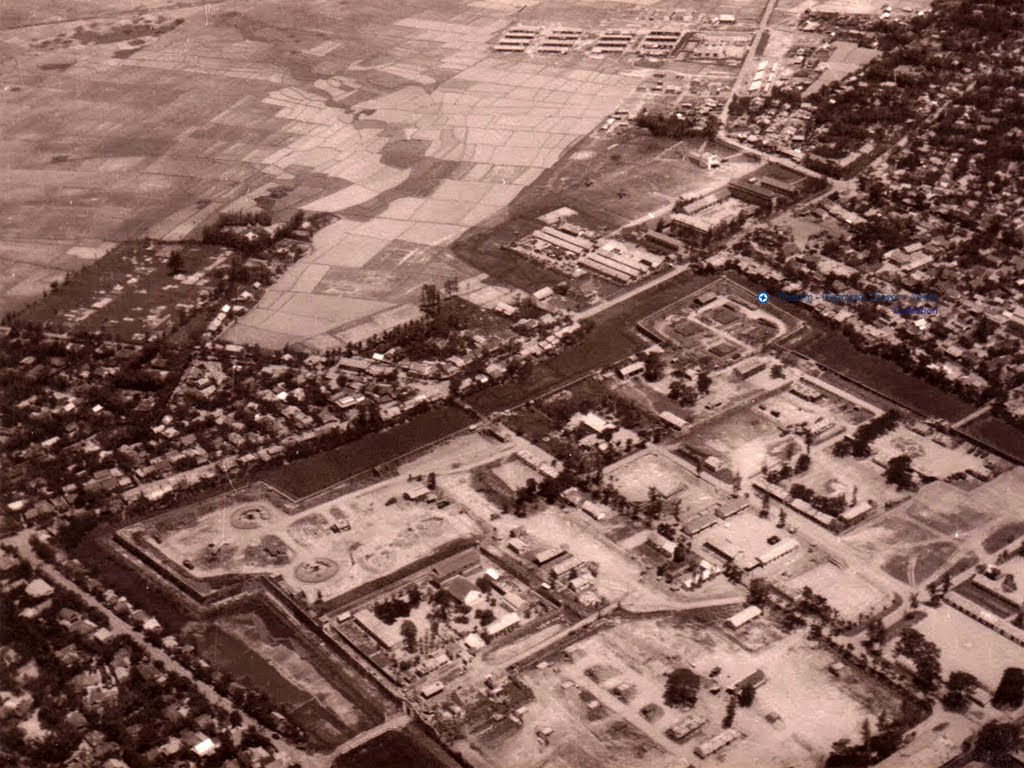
[135,466,484,602]
[914,605,1022,691]
[473,615,900,768]
[604,449,694,503]
[845,468,1024,588]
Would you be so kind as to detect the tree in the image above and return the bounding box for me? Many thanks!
[646,486,664,518]
[669,380,698,406]
[400,620,418,653]
[723,697,736,727]
[895,628,942,692]
[992,667,1024,709]
[737,684,756,707]
[973,721,1021,765]
[419,283,441,313]
[642,352,664,382]
[444,277,459,298]
[167,249,184,275]
[885,455,915,490]
[747,578,772,607]
[770,364,785,379]
[664,668,701,708]
[795,453,811,474]
[697,370,712,396]
[942,670,980,711]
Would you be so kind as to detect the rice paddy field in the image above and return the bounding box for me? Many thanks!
[1,0,779,348]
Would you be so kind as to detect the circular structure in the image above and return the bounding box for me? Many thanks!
[363,548,395,572]
[287,512,331,546]
[231,505,271,530]
[294,558,339,583]
[757,291,770,305]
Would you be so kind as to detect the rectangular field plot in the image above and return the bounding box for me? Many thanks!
[915,606,1022,690]
[789,563,891,620]
[605,450,695,502]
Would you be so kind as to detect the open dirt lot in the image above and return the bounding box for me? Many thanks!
[137,476,483,602]
[684,405,784,478]
[795,446,903,509]
[491,457,544,492]
[914,606,1022,691]
[477,616,902,768]
[789,562,891,620]
[844,468,1024,587]
[605,449,694,503]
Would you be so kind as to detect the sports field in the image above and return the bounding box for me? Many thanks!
[605,449,695,502]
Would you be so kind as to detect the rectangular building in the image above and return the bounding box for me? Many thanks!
[726,605,763,629]
[683,513,718,536]
[659,410,689,430]
[484,612,521,639]
[695,728,741,758]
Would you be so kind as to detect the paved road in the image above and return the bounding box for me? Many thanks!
[719,0,783,127]
[575,263,694,322]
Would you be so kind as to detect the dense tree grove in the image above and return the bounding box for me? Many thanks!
[992,667,1024,710]
[832,410,900,458]
[636,109,720,140]
[663,668,701,708]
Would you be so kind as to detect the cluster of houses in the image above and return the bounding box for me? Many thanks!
[0,291,592,521]
[0,553,289,768]
[505,531,602,608]
[334,548,547,700]
[710,0,1024,409]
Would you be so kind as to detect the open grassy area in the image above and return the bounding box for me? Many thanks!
[982,522,1024,555]
[961,414,1024,465]
[14,241,224,338]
